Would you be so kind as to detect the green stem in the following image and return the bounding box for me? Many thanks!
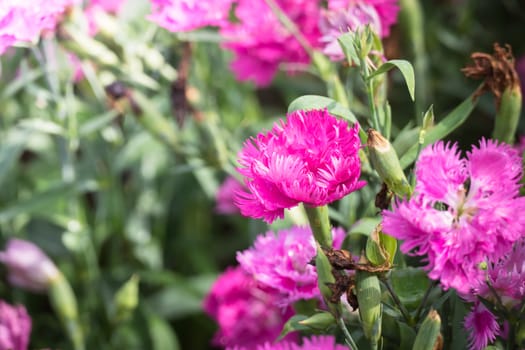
[337,316,359,350]
[414,280,437,323]
[303,204,332,248]
[382,278,412,325]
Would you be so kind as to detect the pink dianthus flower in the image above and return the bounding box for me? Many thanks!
[464,302,500,350]
[0,300,31,350]
[235,109,365,223]
[149,0,234,33]
[228,335,348,350]
[382,139,525,294]
[203,266,297,348]
[0,0,77,55]
[237,226,346,305]
[220,0,322,86]
[320,0,399,61]
[215,176,244,215]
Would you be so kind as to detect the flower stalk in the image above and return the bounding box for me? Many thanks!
[304,204,333,248]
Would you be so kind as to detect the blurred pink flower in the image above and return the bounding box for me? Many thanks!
[0,0,78,54]
[382,139,525,294]
[220,0,322,86]
[319,0,398,61]
[215,176,244,215]
[228,335,348,350]
[0,300,31,350]
[464,302,500,350]
[235,109,364,223]
[237,226,346,305]
[0,239,60,292]
[203,266,297,348]
[149,0,234,33]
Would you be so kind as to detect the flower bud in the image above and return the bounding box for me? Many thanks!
[356,271,382,346]
[412,309,442,350]
[367,129,412,197]
[0,239,60,292]
[0,300,31,350]
[113,274,140,323]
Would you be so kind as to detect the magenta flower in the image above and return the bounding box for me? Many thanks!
[215,176,244,215]
[235,109,365,223]
[382,139,525,294]
[0,300,31,350]
[149,0,234,33]
[464,302,500,350]
[203,266,297,348]
[227,335,348,350]
[0,239,60,292]
[220,0,322,86]
[0,0,78,55]
[320,0,399,61]
[237,226,346,305]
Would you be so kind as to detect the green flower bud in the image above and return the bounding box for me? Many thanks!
[356,271,382,347]
[366,224,397,267]
[113,274,140,323]
[367,129,412,197]
[412,309,442,350]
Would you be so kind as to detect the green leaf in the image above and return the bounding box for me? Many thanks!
[0,129,30,187]
[368,60,415,101]
[143,310,181,350]
[349,217,382,236]
[337,32,360,66]
[399,93,478,169]
[278,315,310,339]
[288,95,357,123]
[298,311,336,331]
[391,268,430,310]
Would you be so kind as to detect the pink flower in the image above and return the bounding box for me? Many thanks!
[235,109,365,223]
[203,266,297,348]
[319,0,399,61]
[382,139,525,294]
[237,226,346,305]
[215,176,244,215]
[0,300,32,350]
[464,302,500,350]
[0,0,78,55]
[149,0,234,33]
[220,0,322,86]
[228,335,348,350]
[472,239,525,308]
[0,239,60,292]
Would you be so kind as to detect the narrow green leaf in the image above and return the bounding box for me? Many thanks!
[399,93,478,169]
[278,315,310,339]
[144,310,181,350]
[288,95,357,123]
[298,311,336,331]
[368,60,415,101]
[0,129,29,187]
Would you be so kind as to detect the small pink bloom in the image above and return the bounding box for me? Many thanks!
[203,266,297,348]
[0,0,78,54]
[235,109,365,223]
[0,300,32,350]
[0,239,60,292]
[215,176,244,215]
[237,226,346,305]
[464,302,500,350]
[227,335,348,350]
[220,0,322,86]
[320,0,399,61]
[149,0,234,33]
[382,139,525,294]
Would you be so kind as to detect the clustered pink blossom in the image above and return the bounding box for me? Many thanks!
[148,0,399,85]
[0,239,60,292]
[462,239,525,350]
[215,176,244,215]
[235,109,365,223]
[0,300,32,350]
[319,0,399,60]
[0,0,78,55]
[382,139,525,295]
[237,226,346,305]
[149,0,235,33]
[203,266,297,348]
[227,335,348,350]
